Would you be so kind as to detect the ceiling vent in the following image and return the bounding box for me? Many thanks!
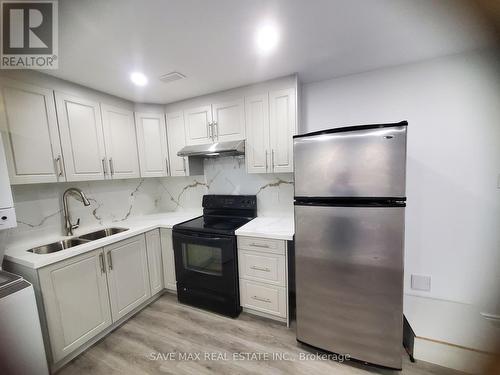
[159,71,186,83]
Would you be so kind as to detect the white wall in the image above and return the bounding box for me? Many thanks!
[301,49,500,355]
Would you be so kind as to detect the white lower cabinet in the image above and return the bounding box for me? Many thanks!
[160,228,177,291]
[240,280,287,318]
[38,249,112,363]
[105,236,151,322]
[38,234,155,366]
[145,229,164,295]
[237,236,288,323]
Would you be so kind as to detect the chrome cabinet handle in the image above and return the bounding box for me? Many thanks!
[271,149,275,170]
[265,150,268,171]
[252,295,271,303]
[250,243,270,248]
[55,155,64,177]
[107,251,113,270]
[182,157,187,173]
[166,158,170,175]
[109,158,114,176]
[213,121,218,140]
[99,253,105,274]
[207,122,213,140]
[102,158,107,175]
[250,265,271,272]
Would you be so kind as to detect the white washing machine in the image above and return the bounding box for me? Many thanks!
[0,270,49,375]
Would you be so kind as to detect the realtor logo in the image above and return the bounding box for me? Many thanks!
[1,0,58,69]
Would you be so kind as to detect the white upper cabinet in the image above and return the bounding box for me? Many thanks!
[245,94,270,174]
[101,104,140,180]
[212,99,245,142]
[269,88,297,173]
[0,78,65,184]
[166,111,188,176]
[55,92,107,181]
[184,101,245,146]
[135,112,169,177]
[184,105,213,145]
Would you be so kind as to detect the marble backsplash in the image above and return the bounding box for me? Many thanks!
[6,157,294,245]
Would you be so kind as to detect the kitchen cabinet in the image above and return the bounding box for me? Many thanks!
[211,99,245,142]
[105,235,151,322]
[101,104,140,179]
[160,228,177,291]
[184,100,245,146]
[244,94,270,173]
[135,112,169,177]
[55,92,107,181]
[166,111,188,176]
[245,88,296,174]
[38,249,112,363]
[0,78,65,184]
[184,105,213,145]
[237,236,289,324]
[145,230,164,295]
[269,88,296,173]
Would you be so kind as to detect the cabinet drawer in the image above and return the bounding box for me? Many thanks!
[240,279,286,318]
[239,249,285,286]
[238,236,285,255]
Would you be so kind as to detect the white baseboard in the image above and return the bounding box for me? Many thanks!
[414,336,493,374]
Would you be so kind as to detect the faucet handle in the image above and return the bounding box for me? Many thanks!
[71,218,80,230]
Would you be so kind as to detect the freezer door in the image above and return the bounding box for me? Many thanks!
[295,204,404,369]
[294,125,406,198]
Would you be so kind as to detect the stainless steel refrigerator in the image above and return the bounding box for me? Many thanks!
[294,121,407,369]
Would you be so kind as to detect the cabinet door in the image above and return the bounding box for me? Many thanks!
[38,249,111,363]
[0,78,64,184]
[55,92,107,181]
[245,94,270,174]
[145,230,164,295]
[269,88,297,173]
[184,105,212,145]
[105,235,151,322]
[101,104,140,179]
[160,228,177,291]
[135,112,168,177]
[212,99,245,142]
[166,111,188,176]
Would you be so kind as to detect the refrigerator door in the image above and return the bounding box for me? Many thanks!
[295,203,404,369]
[294,125,407,198]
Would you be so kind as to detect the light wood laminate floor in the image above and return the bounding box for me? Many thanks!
[58,293,464,375]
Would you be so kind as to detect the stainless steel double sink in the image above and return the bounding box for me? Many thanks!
[28,227,128,254]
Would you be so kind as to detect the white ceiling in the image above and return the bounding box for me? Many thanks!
[49,0,498,104]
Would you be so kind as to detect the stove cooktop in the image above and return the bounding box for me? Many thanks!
[174,215,253,235]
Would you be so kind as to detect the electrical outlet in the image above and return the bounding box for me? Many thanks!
[411,274,431,292]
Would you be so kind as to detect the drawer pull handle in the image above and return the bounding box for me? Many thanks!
[252,295,271,303]
[250,243,270,248]
[250,265,270,272]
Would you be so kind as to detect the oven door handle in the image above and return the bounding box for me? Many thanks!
[174,231,232,241]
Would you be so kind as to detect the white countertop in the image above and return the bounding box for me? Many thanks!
[4,211,201,269]
[4,212,295,270]
[235,216,294,241]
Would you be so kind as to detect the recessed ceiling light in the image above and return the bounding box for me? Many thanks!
[255,22,280,54]
[130,72,148,86]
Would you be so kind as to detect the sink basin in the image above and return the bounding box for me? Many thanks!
[28,238,90,254]
[77,227,128,241]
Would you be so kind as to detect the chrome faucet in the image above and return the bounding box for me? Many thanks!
[63,188,90,236]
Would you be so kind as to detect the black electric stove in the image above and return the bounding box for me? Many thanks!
[172,195,257,318]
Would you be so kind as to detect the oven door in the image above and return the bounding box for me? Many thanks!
[173,230,237,295]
